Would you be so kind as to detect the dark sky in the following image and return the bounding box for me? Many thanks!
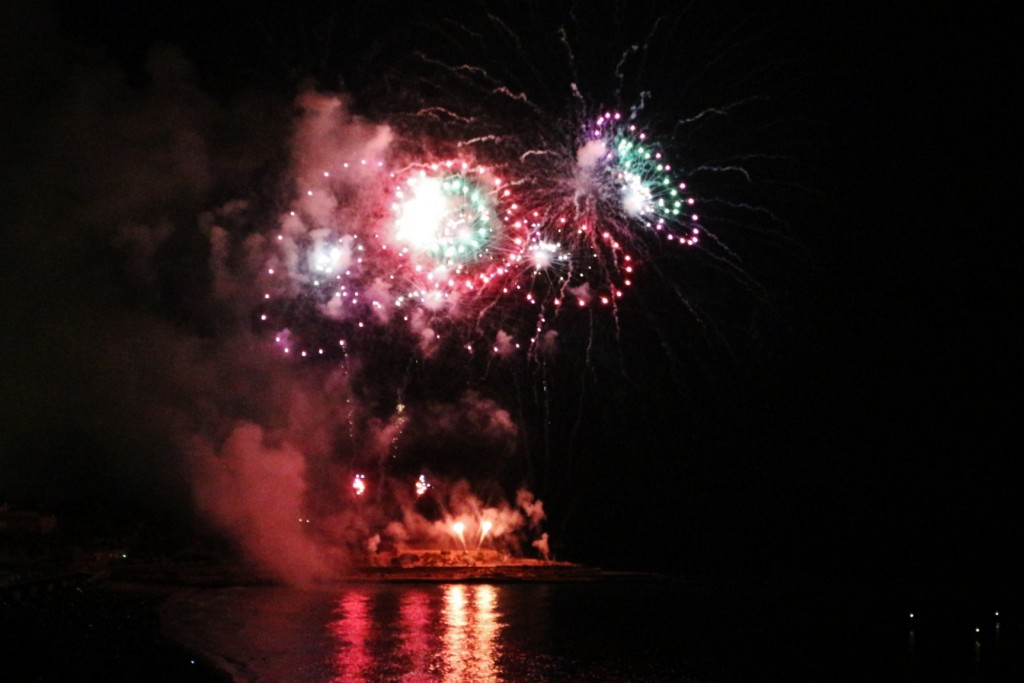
[1,2,1018,585]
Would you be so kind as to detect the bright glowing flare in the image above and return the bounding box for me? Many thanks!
[451,520,467,550]
[391,166,504,269]
[352,474,366,496]
[479,519,493,548]
[394,176,449,248]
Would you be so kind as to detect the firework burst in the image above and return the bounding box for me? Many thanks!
[509,109,703,317]
[385,159,530,311]
[257,106,704,362]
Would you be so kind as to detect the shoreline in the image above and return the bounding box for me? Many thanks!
[90,557,671,588]
[341,563,668,583]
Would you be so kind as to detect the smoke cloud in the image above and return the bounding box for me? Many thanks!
[0,17,548,584]
[190,423,332,584]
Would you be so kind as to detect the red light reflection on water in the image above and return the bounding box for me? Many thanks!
[329,590,371,683]
[328,584,503,682]
[401,589,434,682]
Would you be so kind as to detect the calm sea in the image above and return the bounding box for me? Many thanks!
[161,580,1020,682]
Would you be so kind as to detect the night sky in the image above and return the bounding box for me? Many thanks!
[1,2,1018,591]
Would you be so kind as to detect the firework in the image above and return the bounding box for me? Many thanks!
[386,160,530,309]
[352,474,367,496]
[167,4,774,585]
[415,474,431,497]
[451,520,467,550]
[509,110,702,316]
[478,519,493,548]
[260,154,544,359]
[258,99,702,366]
[583,111,699,237]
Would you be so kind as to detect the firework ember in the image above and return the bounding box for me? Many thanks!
[352,474,367,496]
[415,474,432,497]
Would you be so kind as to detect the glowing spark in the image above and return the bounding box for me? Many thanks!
[451,520,467,550]
[415,474,431,497]
[352,474,366,496]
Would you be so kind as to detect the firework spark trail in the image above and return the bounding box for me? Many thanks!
[673,96,768,129]
[414,107,477,124]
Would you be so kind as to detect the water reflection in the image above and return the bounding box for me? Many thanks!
[329,589,371,683]
[441,584,501,682]
[329,584,503,682]
[400,589,434,682]
[163,581,985,683]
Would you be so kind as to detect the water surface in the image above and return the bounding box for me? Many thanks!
[161,580,1020,681]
